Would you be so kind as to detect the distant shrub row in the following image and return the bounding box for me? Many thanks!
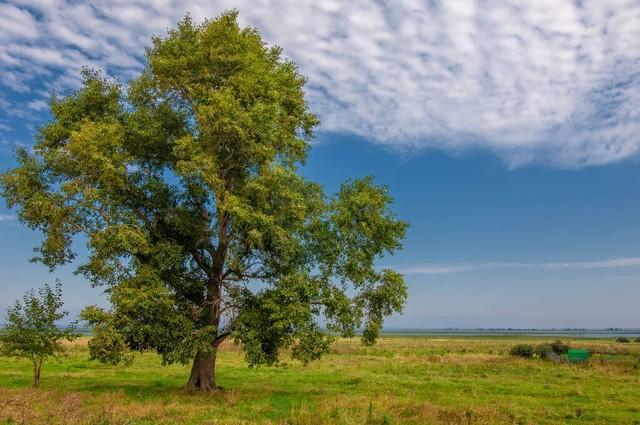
[615,337,640,343]
[510,337,640,359]
[509,340,570,359]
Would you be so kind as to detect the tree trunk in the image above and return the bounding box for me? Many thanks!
[186,351,217,391]
[32,358,42,388]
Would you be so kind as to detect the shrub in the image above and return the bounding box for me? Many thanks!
[534,344,551,359]
[509,344,534,358]
[550,340,570,354]
[616,337,630,343]
[634,337,640,343]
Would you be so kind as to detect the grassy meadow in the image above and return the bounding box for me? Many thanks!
[1,336,639,424]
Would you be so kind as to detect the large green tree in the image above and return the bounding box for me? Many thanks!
[1,11,407,391]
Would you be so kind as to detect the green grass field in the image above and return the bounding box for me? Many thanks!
[1,336,639,424]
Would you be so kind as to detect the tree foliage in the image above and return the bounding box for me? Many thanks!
[0,282,79,387]
[1,10,408,390]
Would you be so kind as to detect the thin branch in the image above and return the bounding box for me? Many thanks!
[191,250,211,276]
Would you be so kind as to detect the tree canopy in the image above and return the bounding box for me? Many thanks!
[1,10,408,391]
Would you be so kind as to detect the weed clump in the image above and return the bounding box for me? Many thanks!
[509,339,571,359]
[510,340,570,360]
[509,344,534,358]
[616,337,630,343]
[533,344,551,359]
[550,340,570,354]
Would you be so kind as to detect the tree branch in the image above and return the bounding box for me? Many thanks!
[191,249,211,276]
[214,330,231,347]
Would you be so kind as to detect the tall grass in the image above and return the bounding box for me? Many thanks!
[1,336,639,424]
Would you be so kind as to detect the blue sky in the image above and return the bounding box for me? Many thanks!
[2,0,640,328]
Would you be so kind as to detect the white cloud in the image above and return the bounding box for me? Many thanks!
[0,3,39,42]
[0,214,16,222]
[392,257,640,275]
[26,99,48,111]
[391,265,475,275]
[1,0,639,167]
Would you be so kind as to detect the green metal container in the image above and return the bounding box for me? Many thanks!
[567,348,589,363]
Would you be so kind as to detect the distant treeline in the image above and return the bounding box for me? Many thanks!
[2,326,640,338]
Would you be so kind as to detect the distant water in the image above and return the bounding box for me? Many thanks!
[381,329,640,338]
[13,327,639,339]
